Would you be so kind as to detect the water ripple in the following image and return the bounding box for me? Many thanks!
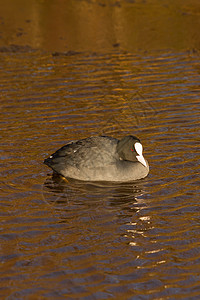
[0,49,200,299]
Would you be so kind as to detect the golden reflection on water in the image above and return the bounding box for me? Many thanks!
[0,0,200,52]
[0,0,200,298]
[0,47,200,297]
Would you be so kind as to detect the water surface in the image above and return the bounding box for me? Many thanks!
[0,0,200,299]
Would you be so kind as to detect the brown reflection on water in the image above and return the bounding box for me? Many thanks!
[0,48,200,298]
[1,0,200,297]
[0,0,200,52]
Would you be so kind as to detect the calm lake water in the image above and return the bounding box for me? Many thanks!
[0,0,200,299]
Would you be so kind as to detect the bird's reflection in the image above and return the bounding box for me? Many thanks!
[42,174,153,252]
[42,173,148,209]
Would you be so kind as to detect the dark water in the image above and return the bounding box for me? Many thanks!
[1,1,200,299]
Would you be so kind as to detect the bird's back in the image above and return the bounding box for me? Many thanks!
[44,136,119,177]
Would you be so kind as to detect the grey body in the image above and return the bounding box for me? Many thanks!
[44,136,149,182]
